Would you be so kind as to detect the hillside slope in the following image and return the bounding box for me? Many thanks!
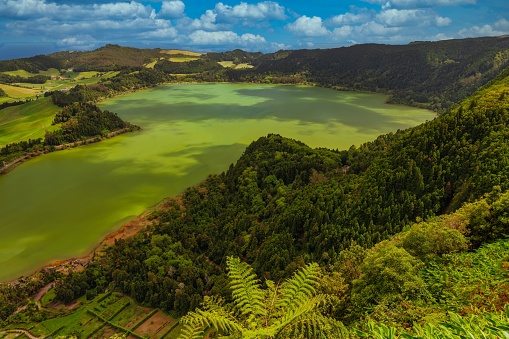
[37,65,509,323]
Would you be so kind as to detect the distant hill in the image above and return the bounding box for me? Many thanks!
[245,36,509,111]
[2,37,509,110]
[48,44,164,71]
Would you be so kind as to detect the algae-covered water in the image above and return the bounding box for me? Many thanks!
[0,84,433,281]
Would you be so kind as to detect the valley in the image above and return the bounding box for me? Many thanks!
[2,36,509,338]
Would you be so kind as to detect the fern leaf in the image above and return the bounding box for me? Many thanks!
[227,256,266,318]
[178,322,204,339]
[180,296,244,337]
[277,262,321,310]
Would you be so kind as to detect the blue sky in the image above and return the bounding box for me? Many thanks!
[0,0,508,59]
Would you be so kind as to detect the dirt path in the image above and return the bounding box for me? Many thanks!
[33,282,55,302]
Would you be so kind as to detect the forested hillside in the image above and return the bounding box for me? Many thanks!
[2,38,509,337]
[229,36,509,111]
[33,65,509,330]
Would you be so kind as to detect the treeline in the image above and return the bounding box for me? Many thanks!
[44,102,132,145]
[48,68,170,107]
[0,55,61,73]
[205,49,262,64]
[0,73,50,84]
[154,58,223,74]
[0,138,44,166]
[49,70,509,322]
[0,102,134,166]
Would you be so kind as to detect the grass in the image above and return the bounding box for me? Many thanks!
[25,292,180,338]
[218,61,235,68]
[218,61,254,69]
[40,288,56,307]
[2,70,35,77]
[0,84,40,99]
[74,71,101,80]
[0,97,60,147]
[169,57,200,62]
[160,50,202,56]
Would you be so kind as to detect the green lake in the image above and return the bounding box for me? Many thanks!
[0,84,434,281]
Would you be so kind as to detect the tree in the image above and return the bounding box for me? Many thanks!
[179,256,343,339]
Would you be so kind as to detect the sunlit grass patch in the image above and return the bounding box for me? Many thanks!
[0,97,60,146]
[0,83,40,98]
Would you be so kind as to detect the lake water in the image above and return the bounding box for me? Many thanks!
[0,84,433,281]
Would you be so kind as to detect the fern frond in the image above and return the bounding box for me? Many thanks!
[180,296,244,337]
[276,305,345,339]
[227,256,266,318]
[277,262,321,310]
[178,322,205,339]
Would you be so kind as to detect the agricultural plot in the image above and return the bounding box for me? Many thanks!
[218,61,253,69]
[169,57,200,62]
[0,84,40,99]
[160,50,202,57]
[24,292,180,338]
[0,97,59,146]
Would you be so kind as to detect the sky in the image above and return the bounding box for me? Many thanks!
[0,0,508,59]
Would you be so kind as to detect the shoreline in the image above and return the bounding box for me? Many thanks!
[1,196,171,284]
[0,126,138,175]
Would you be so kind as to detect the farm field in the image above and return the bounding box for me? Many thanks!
[218,61,253,69]
[0,70,120,99]
[0,84,40,99]
[0,97,60,147]
[4,291,180,338]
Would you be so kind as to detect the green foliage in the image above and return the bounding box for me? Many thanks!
[154,58,223,74]
[350,306,509,338]
[44,102,130,145]
[351,241,429,310]
[179,257,342,339]
[400,217,468,261]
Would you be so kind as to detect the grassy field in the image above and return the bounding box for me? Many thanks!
[169,57,200,62]
[218,61,254,69]
[0,84,40,99]
[160,49,202,57]
[11,292,181,338]
[1,70,35,77]
[0,97,60,146]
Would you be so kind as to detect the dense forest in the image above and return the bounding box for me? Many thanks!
[3,37,509,337]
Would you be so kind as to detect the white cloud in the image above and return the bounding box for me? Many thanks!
[494,18,509,31]
[91,1,152,19]
[332,26,354,39]
[362,0,476,8]
[187,10,221,31]
[214,1,286,21]
[159,1,185,19]
[330,11,373,25]
[458,23,509,38]
[356,21,401,36]
[188,30,266,46]
[0,0,59,18]
[435,16,451,26]
[143,27,178,39]
[57,35,97,51]
[286,16,329,37]
[376,8,450,27]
